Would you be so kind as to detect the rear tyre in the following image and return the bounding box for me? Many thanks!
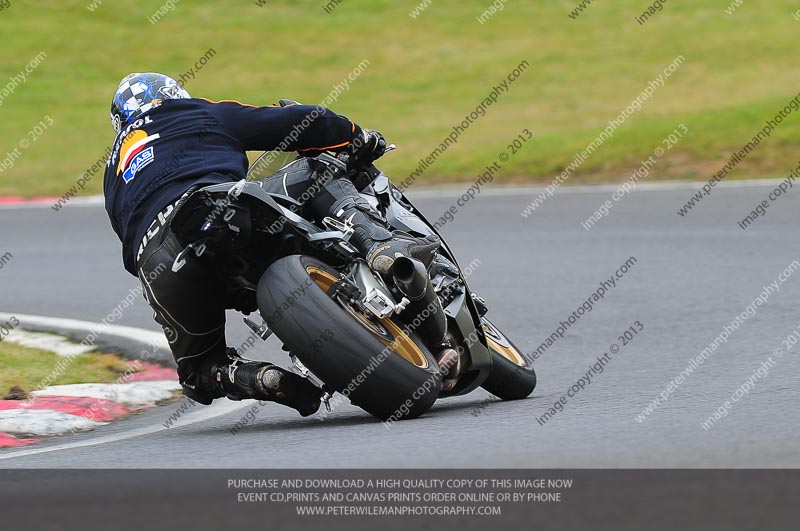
[257,255,441,421]
[480,318,537,400]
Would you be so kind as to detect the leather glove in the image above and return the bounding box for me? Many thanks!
[347,129,387,168]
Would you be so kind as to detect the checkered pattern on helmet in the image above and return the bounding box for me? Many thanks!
[110,73,190,134]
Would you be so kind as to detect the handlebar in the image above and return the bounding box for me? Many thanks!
[335,142,396,167]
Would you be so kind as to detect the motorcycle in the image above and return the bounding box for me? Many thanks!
[168,146,536,421]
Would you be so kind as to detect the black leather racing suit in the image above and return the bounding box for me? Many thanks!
[103,98,366,403]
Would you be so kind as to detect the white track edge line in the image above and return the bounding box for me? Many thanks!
[0,177,791,211]
[0,313,249,461]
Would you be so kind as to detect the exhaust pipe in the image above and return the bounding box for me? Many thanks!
[391,257,447,347]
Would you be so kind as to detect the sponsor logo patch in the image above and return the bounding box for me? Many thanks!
[123,146,155,183]
[117,129,160,183]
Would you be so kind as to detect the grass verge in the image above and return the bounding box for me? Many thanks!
[1,1,799,197]
[0,341,133,398]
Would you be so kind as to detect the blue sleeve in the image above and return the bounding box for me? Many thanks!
[201,99,361,153]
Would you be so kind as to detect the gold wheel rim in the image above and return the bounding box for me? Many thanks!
[306,266,429,369]
[483,321,526,367]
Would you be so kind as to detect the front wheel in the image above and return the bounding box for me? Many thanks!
[480,318,537,400]
[257,255,442,421]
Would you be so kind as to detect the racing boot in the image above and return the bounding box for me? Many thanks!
[333,198,440,274]
[314,174,441,274]
[207,350,322,417]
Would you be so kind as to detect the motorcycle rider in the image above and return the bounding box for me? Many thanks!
[104,72,440,416]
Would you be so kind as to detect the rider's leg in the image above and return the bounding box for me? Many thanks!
[196,348,322,417]
[137,208,321,415]
[316,176,441,274]
[258,158,440,274]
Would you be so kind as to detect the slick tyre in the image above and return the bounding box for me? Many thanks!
[257,255,441,421]
[480,318,537,400]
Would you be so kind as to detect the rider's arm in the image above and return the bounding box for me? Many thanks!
[201,99,361,154]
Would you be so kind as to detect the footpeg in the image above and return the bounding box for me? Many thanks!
[322,216,355,241]
[290,354,311,378]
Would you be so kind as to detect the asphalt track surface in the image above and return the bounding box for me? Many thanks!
[1,181,798,469]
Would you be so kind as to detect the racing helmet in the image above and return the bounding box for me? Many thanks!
[110,72,190,134]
